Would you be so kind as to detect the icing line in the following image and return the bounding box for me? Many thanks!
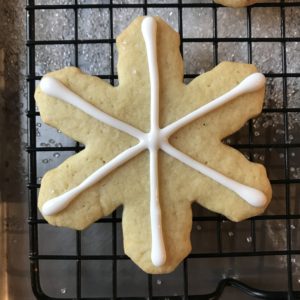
[162,73,266,138]
[40,76,145,141]
[161,143,267,207]
[142,16,166,267]
[39,16,267,268]
[41,142,145,216]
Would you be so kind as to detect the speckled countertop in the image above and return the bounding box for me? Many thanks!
[1,1,300,299]
[0,1,31,299]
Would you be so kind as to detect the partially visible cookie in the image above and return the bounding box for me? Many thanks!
[35,16,272,274]
[215,0,269,7]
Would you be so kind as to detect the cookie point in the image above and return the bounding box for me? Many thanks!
[151,253,166,267]
[238,72,266,94]
[41,200,56,216]
[40,76,53,94]
[143,16,156,24]
[40,76,63,98]
[141,16,157,33]
[42,195,69,216]
[237,185,267,208]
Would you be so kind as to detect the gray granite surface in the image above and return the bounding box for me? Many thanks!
[0,0,30,299]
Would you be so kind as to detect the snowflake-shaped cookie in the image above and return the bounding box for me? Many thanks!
[35,16,272,273]
[215,0,269,7]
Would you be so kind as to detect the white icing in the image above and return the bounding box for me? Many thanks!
[40,16,267,268]
[41,143,145,216]
[162,73,266,138]
[161,143,267,207]
[40,77,145,141]
[142,16,166,267]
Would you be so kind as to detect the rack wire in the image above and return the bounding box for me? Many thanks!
[27,0,300,299]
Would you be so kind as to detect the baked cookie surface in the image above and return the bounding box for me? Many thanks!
[35,16,272,274]
[215,0,269,7]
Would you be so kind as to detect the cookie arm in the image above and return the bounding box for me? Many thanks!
[163,72,265,138]
[214,0,261,8]
[185,62,265,139]
[35,67,120,145]
[161,142,267,208]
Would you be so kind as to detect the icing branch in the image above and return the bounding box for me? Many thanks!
[41,142,146,216]
[161,143,267,207]
[40,76,146,141]
[161,73,266,139]
[142,16,166,267]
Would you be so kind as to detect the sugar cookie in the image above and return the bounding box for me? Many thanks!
[35,16,272,273]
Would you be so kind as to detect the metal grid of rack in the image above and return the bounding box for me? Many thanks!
[27,0,300,299]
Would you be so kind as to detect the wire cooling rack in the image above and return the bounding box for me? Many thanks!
[27,0,300,299]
